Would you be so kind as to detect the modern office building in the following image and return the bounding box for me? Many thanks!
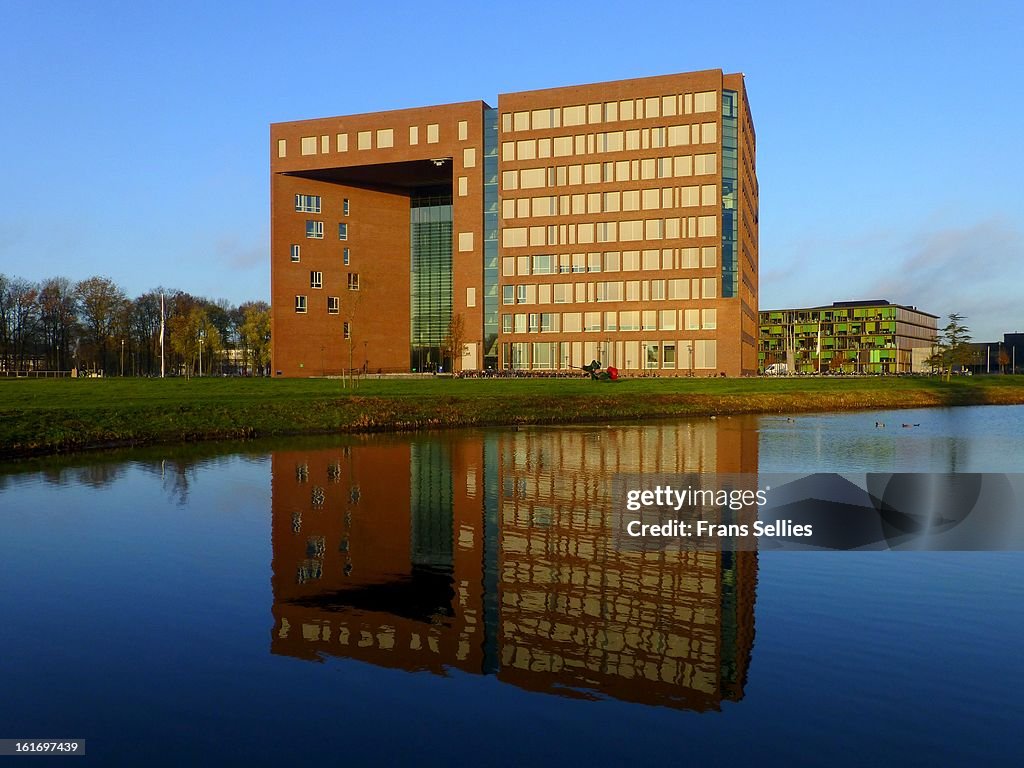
[759,300,939,374]
[270,69,758,377]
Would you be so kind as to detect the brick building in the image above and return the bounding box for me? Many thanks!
[270,69,757,376]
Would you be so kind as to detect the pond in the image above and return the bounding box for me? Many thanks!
[1,406,1021,765]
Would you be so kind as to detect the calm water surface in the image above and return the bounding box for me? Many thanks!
[1,406,1022,766]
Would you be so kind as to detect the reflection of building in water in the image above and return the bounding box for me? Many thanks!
[270,420,758,711]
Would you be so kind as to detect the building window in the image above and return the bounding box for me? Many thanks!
[343,198,350,215]
[502,285,514,305]
[290,244,300,262]
[347,273,359,290]
[295,194,321,213]
[343,247,350,265]
[338,223,348,240]
[306,220,323,239]
[343,322,351,339]
[295,295,307,313]
[310,271,322,289]
[328,296,339,314]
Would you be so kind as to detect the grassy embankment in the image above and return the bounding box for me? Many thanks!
[2,375,1024,458]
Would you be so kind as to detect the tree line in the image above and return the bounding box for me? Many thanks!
[0,273,271,376]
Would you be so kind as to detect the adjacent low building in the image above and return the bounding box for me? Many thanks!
[967,333,1024,374]
[759,300,938,374]
[270,69,758,377]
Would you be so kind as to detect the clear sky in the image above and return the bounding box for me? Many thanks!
[1,0,1021,339]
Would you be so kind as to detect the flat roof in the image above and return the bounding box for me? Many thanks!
[760,300,939,319]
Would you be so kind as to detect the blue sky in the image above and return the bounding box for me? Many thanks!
[1,0,1021,339]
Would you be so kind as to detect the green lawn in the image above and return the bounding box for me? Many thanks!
[2,374,1023,458]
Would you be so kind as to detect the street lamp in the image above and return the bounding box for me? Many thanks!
[363,340,368,374]
[120,339,125,377]
[198,328,205,377]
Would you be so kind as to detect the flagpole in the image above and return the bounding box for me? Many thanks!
[160,293,165,378]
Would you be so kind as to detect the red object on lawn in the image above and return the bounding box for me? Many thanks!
[607,366,619,381]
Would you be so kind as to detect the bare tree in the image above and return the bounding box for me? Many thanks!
[38,277,79,371]
[76,276,129,374]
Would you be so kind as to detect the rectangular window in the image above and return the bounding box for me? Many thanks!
[338,223,348,240]
[503,285,514,305]
[306,220,323,239]
[310,271,322,289]
[328,296,339,314]
[290,244,300,262]
[295,194,321,213]
[295,295,307,313]
[343,198,350,215]
[695,339,717,369]
[502,314,513,333]
[348,273,359,290]
[343,247,350,265]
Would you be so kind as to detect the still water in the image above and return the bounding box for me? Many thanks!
[1,406,1022,766]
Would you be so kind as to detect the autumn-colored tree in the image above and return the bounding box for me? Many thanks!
[442,313,467,374]
[239,301,271,375]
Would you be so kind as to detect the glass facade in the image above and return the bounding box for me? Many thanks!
[721,90,738,298]
[410,193,453,371]
[482,108,500,369]
[409,440,454,572]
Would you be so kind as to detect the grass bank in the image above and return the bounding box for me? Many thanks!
[2,375,1024,458]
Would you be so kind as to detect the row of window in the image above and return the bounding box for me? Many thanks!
[501,216,717,248]
[501,123,716,162]
[502,185,717,220]
[290,245,351,265]
[501,92,718,133]
[295,294,357,323]
[503,339,718,371]
[305,221,348,240]
[294,195,349,215]
[296,273,360,294]
[279,119,471,159]
[502,308,718,334]
[503,248,717,276]
[502,154,717,191]
[502,277,718,305]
